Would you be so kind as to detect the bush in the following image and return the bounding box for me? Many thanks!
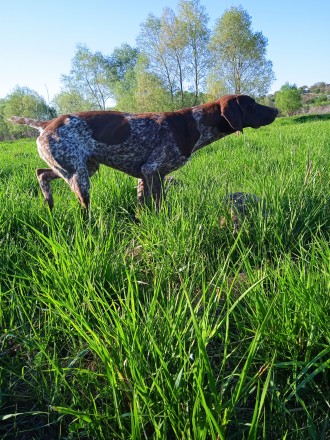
[275,83,302,116]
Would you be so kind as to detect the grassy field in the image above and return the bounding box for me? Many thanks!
[0,114,329,439]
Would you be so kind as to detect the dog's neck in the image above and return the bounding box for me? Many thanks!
[190,103,235,154]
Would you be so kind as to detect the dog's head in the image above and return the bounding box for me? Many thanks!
[219,94,278,132]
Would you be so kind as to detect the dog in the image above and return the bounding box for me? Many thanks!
[9,94,278,210]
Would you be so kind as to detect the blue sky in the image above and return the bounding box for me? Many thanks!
[1,0,329,103]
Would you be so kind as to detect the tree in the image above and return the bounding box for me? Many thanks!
[309,82,329,94]
[114,54,171,113]
[133,56,172,112]
[257,95,275,108]
[3,86,54,119]
[53,90,95,114]
[1,87,56,139]
[137,13,179,108]
[161,7,188,107]
[56,44,139,113]
[108,43,140,82]
[0,99,11,141]
[176,0,210,105]
[275,83,302,116]
[208,6,275,97]
[137,2,210,109]
[60,44,115,110]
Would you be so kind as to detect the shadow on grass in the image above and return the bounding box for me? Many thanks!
[292,113,330,123]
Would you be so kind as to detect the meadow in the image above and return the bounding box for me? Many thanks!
[0,114,329,439]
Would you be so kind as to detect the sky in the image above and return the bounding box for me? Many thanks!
[1,0,329,104]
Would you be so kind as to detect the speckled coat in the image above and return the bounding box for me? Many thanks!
[9,94,278,210]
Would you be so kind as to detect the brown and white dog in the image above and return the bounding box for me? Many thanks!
[9,94,278,210]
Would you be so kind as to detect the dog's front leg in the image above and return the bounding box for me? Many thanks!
[137,178,150,207]
[138,170,165,210]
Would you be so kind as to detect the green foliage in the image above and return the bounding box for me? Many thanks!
[114,55,172,112]
[52,90,96,114]
[137,0,210,109]
[0,117,330,439]
[54,43,140,114]
[60,44,117,110]
[308,94,328,106]
[256,95,276,107]
[137,11,182,108]
[176,0,210,104]
[309,81,330,94]
[0,100,11,140]
[208,6,275,97]
[109,43,140,82]
[1,3,280,119]
[275,83,302,116]
[0,87,56,140]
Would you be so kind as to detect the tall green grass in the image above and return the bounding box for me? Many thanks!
[0,115,329,439]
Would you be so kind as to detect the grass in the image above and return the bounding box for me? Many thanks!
[0,115,329,439]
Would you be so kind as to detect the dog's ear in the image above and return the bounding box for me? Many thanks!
[221,97,243,133]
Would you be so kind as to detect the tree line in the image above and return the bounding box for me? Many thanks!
[0,1,329,140]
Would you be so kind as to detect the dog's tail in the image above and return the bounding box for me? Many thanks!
[8,116,48,132]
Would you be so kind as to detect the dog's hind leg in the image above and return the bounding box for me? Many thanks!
[86,159,100,177]
[36,168,60,210]
[68,167,91,210]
